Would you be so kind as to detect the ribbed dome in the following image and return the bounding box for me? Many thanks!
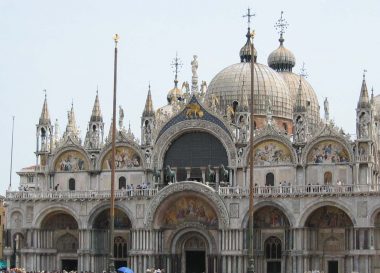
[280,72,320,127]
[268,42,296,72]
[373,95,380,116]
[206,62,293,119]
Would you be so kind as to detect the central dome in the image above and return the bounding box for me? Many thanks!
[206,62,293,120]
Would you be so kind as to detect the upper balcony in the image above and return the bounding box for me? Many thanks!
[5,183,380,202]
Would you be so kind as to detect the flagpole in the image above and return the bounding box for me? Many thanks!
[109,33,119,273]
[9,116,15,190]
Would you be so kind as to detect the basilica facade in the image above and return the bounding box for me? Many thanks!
[4,16,380,273]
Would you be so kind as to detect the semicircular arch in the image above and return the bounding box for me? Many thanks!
[144,182,229,229]
[87,203,135,229]
[242,136,297,166]
[51,146,91,172]
[153,120,236,169]
[98,143,144,170]
[33,205,81,229]
[297,200,356,228]
[302,136,353,165]
[168,227,217,254]
[241,200,295,229]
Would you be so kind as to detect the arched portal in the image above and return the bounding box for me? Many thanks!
[92,208,132,269]
[304,205,354,273]
[163,131,228,183]
[170,230,216,273]
[246,206,290,273]
[40,212,79,271]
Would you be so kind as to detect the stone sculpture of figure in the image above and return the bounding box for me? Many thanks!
[144,149,151,164]
[295,115,305,142]
[200,81,207,94]
[144,120,152,144]
[267,98,273,115]
[191,55,198,78]
[119,105,124,129]
[182,81,190,93]
[324,97,330,121]
[359,112,369,138]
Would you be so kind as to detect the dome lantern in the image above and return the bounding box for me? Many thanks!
[267,11,296,72]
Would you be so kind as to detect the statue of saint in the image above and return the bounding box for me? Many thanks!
[191,55,198,78]
[324,97,329,121]
[119,105,124,129]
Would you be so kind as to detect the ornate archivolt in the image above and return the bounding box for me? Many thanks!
[240,200,295,229]
[302,136,353,165]
[144,182,230,228]
[242,135,297,167]
[168,227,217,254]
[87,203,136,229]
[297,200,356,228]
[50,146,90,172]
[32,205,82,229]
[98,143,144,170]
[153,120,236,169]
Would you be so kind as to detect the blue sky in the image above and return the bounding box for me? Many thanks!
[0,0,379,193]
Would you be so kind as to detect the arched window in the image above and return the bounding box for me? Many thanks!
[283,123,288,134]
[69,178,75,191]
[324,171,332,185]
[266,172,274,186]
[119,176,126,189]
[114,236,127,258]
[265,236,281,259]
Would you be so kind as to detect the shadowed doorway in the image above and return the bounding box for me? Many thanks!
[186,251,205,273]
[62,259,77,271]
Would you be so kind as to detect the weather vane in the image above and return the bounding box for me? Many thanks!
[300,62,308,78]
[275,11,288,38]
[243,8,255,29]
[171,52,183,87]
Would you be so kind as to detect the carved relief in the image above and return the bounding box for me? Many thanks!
[230,203,239,218]
[357,201,368,218]
[136,204,145,219]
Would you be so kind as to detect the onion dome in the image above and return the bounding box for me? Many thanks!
[280,72,320,127]
[167,86,183,104]
[267,36,296,72]
[240,28,257,63]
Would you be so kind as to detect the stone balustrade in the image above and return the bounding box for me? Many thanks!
[6,183,379,201]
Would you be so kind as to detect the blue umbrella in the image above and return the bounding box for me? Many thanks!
[118,267,134,273]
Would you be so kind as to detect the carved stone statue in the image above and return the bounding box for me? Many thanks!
[295,115,305,142]
[191,55,198,78]
[324,97,329,121]
[200,81,207,94]
[119,105,124,129]
[359,112,369,138]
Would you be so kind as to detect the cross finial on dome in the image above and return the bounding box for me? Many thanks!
[243,7,255,29]
[171,52,183,88]
[275,11,288,44]
[363,69,367,80]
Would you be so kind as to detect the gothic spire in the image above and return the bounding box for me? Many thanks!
[358,70,370,108]
[143,84,155,116]
[39,91,51,125]
[64,102,79,138]
[90,91,103,122]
